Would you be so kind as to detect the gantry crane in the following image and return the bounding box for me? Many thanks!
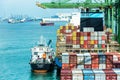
[36,0,115,9]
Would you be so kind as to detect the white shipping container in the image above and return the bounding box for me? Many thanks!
[99,64,106,69]
[72,69,83,80]
[89,27,94,32]
[93,69,106,80]
[98,36,102,40]
[91,32,95,36]
[62,53,69,63]
[77,65,84,69]
[91,36,94,40]
[94,32,98,36]
[113,55,118,61]
[94,45,98,48]
[94,36,98,40]
[113,69,120,80]
[84,53,91,64]
[62,56,69,63]
[77,29,80,32]
[98,32,105,36]
[102,40,105,44]
[73,45,80,48]
[77,54,84,64]
[84,36,87,40]
[83,28,88,32]
[98,40,102,44]
[66,30,72,33]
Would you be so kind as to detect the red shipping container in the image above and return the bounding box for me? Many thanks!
[66,40,72,44]
[106,64,113,69]
[87,44,94,49]
[87,32,91,36]
[66,35,72,40]
[94,40,98,44]
[80,32,84,36]
[61,69,72,80]
[87,40,91,44]
[103,69,117,80]
[91,55,99,64]
[61,69,72,75]
[84,32,87,36]
[76,32,80,37]
[61,75,72,80]
[102,44,106,48]
[80,45,84,48]
[69,53,77,64]
[76,40,80,44]
[102,35,106,40]
[84,40,88,45]
[73,40,77,44]
[84,64,92,69]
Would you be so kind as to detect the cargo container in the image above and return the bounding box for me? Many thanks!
[77,65,84,69]
[84,53,91,64]
[62,63,70,69]
[77,54,84,65]
[113,69,120,80]
[93,69,106,80]
[61,69,72,80]
[82,69,95,80]
[72,69,83,80]
[103,69,117,80]
[69,53,77,64]
[62,53,69,64]
[113,61,120,68]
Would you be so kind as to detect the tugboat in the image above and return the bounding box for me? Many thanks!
[30,36,55,73]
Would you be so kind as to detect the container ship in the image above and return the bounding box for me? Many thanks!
[30,36,55,73]
[54,12,120,80]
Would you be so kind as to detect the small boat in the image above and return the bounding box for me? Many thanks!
[40,21,54,26]
[29,36,55,73]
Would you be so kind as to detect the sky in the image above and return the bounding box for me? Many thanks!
[0,0,79,18]
[0,0,105,18]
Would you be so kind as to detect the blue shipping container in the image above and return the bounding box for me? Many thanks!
[82,69,95,80]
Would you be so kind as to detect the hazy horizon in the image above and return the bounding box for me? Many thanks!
[0,0,80,18]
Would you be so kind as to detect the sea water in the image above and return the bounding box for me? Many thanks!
[0,21,67,80]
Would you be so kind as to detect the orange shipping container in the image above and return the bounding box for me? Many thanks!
[94,40,98,44]
[84,44,88,49]
[92,64,99,69]
[62,63,70,69]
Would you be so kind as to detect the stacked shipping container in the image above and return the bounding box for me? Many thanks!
[57,25,120,80]
[62,52,120,70]
[61,69,120,80]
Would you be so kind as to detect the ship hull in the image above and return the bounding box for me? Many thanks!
[30,63,54,72]
[40,22,54,26]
